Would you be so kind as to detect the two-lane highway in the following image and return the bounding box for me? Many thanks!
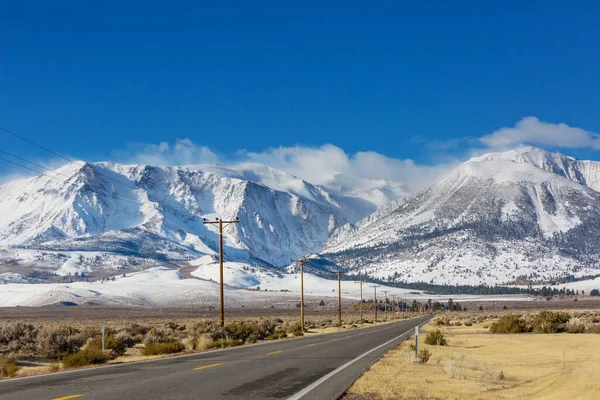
[1,316,431,400]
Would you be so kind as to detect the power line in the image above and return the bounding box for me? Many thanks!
[0,149,65,178]
[0,126,140,191]
[0,156,57,179]
[0,126,72,163]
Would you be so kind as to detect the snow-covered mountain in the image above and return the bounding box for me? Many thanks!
[0,161,377,278]
[4,146,600,291]
[323,147,600,285]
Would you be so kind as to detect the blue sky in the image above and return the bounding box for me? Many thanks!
[2,1,600,184]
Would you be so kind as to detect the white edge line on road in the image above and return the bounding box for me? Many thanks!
[286,317,430,400]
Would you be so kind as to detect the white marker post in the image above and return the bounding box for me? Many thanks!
[415,325,419,357]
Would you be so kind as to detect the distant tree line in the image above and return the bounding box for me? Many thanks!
[345,273,593,296]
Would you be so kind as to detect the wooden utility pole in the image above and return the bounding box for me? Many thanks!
[401,298,405,319]
[391,295,396,319]
[291,257,311,333]
[382,290,390,321]
[354,280,364,325]
[370,285,380,322]
[203,217,239,327]
[337,271,343,327]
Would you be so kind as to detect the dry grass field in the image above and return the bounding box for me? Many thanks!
[345,310,600,400]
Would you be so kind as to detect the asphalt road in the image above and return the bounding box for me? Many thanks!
[1,316,431,400]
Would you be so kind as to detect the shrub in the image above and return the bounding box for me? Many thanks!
[424,330,448,346]
[434,316,450,326]
[87,334,127,356]
[489,315,531,333]
[0,323,38,354]
[195,334,215,351]
[114,331,135,348]
[532,311,571,334]
[0,355,19,377]
[588,324,600,334]
[567,324,586,334]
[37,326,83,359]
[143,328,176,346]
[192,319,279,345]
[267,332,287,340]
[418,348,431,364]
[285,322,304,337]
[62,348,107,368]
[124,323,150,337]
[142,341,184,356]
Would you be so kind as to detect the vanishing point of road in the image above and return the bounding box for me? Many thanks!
[1,316,431,400]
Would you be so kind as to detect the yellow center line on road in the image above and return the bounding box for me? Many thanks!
[330,339,338,342]
[305,344,316,347]
[193,363,223,371]
[268,351,282,355]
[53,395,84,400]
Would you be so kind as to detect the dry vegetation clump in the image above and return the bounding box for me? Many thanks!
[489,314,531,333]
[284,321,304,337]
[87,333,128,357]
[0,355,19,377]
[424,329,448,346]
[0,323,38,355]
[433,316,451,326]
[37,326,84,360]
[588,324,600,334]
[62,348,107,368]
[418,348,431,364]
[531,311,571,333]
[142,342,185,356]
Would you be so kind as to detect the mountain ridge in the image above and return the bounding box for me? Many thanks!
[3,146,600,288]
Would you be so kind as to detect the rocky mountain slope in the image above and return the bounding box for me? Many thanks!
[0,161,377,278]
[323,147,600,285]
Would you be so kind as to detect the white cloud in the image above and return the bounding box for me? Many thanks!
[111,139,450,204]
[113,139,218,166]
[243,144,451,194]
[480,117,600,150]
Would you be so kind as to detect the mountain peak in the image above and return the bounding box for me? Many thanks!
[468,146,572,165]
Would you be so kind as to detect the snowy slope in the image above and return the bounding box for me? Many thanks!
[323,147,600,286]
[0,161,375,275]
[0,262,530,307]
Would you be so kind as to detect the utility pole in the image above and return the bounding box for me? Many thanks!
[382,290,390,321]
[370,285,380,322]
[391,295,396,319]
[354,280,364,325]
[203,217,239,327]
[401,298,405,319]
[336,271,344,327]
[291,257,311,333]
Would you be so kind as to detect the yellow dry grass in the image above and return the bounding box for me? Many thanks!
[347,321,600,400]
